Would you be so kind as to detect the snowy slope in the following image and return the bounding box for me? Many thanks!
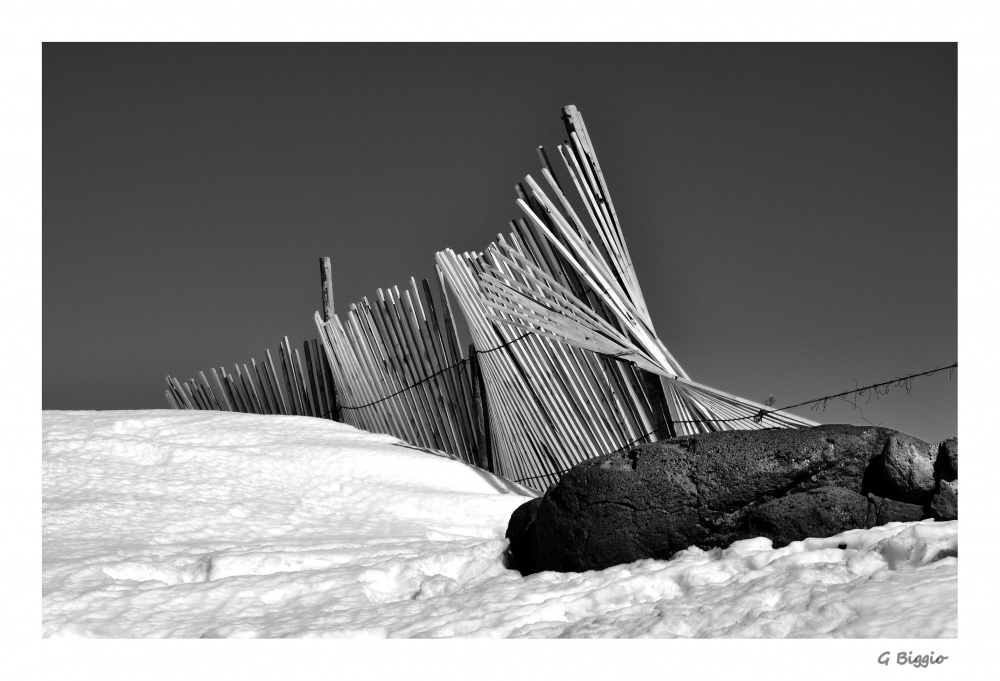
[42,410,956,638]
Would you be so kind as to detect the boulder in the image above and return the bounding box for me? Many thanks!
[878,432,938,503]
[931,479,958,521]
[506,425,956,575]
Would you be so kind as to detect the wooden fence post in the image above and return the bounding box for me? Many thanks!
[321,257,335,322]
[469,343,493,473]
[318,258,342,421]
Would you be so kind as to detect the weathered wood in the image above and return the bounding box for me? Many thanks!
[287,338,308,416]
[468,344,492,472]
[197,379,218,411]
[240,364,265,414]
[165,376,184,409]
[186,381,207,410]
[443,229,652,482]
[252,359,276,414]
[302,104,817,490]
[278,339,300,416]
[351,303,413,438]
[481,252,596,469]
[438,249,564,483]
[320,257,335,322]
[476,247,593,465]
[265,349,289,415]
[410,279,473,461]
[231,365,254,414]
[309,339,329,419]
[292,349,313,416]
[316,318,350,422]
[196,372,217,410]
[224,373,247,413]
[319,347,339,421]
[357,300,423,441]
[171,376,195,410]
[217,368,238,412]
[209,368,232,411]
[304,340,325,419]
[346,305,401,435]
[384,287,444,450]
[320,315,368,426]
[400,286,462,457]
[165,389,181,410]
[366,296,431,446]
[422,277,477,461]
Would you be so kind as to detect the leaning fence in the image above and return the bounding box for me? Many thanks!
[314,276,485,466]
[311,105,815,490]
[166,104,955,493]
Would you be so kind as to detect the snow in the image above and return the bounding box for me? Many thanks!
[43,410,956,639]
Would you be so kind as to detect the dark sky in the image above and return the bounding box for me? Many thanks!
[43,43,956,443]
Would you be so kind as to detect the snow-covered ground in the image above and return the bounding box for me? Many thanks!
[42,410,956,639]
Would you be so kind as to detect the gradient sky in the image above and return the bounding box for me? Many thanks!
[43,43,956,443]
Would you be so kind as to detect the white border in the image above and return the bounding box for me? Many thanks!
[10,1,995,678]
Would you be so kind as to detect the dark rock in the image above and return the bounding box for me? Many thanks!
[737,487,870,548]
[935,438,957,482]
[505,497,543,575]
[931,479,958,521]
[864,493,926,526]
[877,432,938,503]
[506,425,953,575]
[732,487,923,549]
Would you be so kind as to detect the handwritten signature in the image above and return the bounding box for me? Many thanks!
[879,651,949,668]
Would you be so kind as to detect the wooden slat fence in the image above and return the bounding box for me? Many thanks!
[164,336,339,421]
[313,276,485,467]
[168,104,819,492]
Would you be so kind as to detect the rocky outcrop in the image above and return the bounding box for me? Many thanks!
[506,425,957,575]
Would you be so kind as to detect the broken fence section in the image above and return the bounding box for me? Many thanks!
[167,104,819,492]
[437,248,672,490]
[431,105,814,488]
[314,105,814,491]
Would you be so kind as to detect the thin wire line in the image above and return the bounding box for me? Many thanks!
[511,362,958,485]
[319,326,956,483]
[327,332,535,416]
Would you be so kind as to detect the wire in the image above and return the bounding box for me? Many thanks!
[511,362,958,485]
[322,324,957,488]
[326,332,535,416]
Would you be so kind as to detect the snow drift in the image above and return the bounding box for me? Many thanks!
[42,410,956,638]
